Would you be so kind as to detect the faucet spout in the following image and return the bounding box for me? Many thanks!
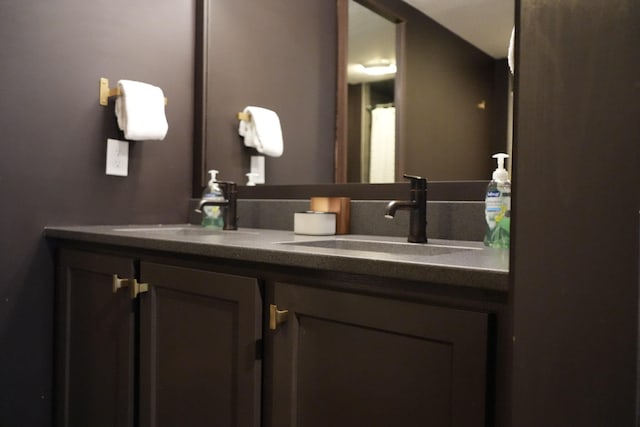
[197,198,229,211]
[384,200,417,218]
[384,174,427,243]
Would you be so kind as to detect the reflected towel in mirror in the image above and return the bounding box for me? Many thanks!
[238,106,284,157]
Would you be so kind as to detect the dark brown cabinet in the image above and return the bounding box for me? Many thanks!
[55,249,262,427]
[266,282,489,427]
[55,247,492,427]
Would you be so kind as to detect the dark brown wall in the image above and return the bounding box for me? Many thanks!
[401,8,501,181]
[511,0,640,425]
[0,1,194,425]
[202,0,337,187]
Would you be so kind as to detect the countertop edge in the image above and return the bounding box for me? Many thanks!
[44,225,509,293]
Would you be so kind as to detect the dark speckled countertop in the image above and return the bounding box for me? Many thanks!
[44,224,509,292]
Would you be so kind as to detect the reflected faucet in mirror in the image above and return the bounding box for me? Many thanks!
[385,174,427,243]
[196,181,238,231]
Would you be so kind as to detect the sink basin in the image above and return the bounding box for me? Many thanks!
[111,226,258,236]
[279,238,478,257]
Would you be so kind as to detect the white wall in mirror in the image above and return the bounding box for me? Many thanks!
[348,0,514,67]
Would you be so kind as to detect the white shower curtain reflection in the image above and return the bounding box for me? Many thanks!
[369,106,395,183]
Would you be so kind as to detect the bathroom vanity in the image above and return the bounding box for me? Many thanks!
[46,225,509,427]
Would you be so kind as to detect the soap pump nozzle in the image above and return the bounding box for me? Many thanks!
[206,169,223,194]
[491,153,509,182]
[208,169,219,184]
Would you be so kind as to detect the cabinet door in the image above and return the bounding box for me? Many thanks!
[55,249,136,427]
[138,262,262,427]
[267,282,488,427]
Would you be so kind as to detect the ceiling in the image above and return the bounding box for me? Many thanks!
[404,0,514,58]
[347,0,514,83]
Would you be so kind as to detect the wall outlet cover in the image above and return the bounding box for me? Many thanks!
[106,138,129,176]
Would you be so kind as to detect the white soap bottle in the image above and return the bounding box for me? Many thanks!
[484,153,511,248]
[202,170,225,228]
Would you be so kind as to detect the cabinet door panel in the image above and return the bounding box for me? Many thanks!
[269,282,488,427]
[55,250,135,427]
[139,262,262,427]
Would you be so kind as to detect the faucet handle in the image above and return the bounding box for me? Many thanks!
[403,174,427,190]
[216,181,237,196]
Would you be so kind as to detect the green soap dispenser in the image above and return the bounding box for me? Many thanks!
[201,170,225,229]
[484,153,511,248]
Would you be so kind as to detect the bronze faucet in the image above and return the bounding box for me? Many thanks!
[385,174,427,243]
[196,181,238,230]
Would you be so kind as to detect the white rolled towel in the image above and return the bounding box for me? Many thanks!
[115,80,168,141]
[238,106,283,157]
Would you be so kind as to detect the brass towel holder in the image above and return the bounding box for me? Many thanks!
[99,77,167,106]
[237,111,251,121]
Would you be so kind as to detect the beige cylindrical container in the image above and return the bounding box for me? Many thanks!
[293,211,337,235]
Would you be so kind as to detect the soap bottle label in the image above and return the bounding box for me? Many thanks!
[485,189,502,229]
[484,183,510,248]
[201,189,225,228]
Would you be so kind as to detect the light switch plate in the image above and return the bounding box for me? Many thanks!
[106,138,129,176]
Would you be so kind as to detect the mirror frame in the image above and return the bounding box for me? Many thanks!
[193,0,209,197]
[193,0,488,201]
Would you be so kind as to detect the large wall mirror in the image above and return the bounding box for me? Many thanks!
[194,0,514,197]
